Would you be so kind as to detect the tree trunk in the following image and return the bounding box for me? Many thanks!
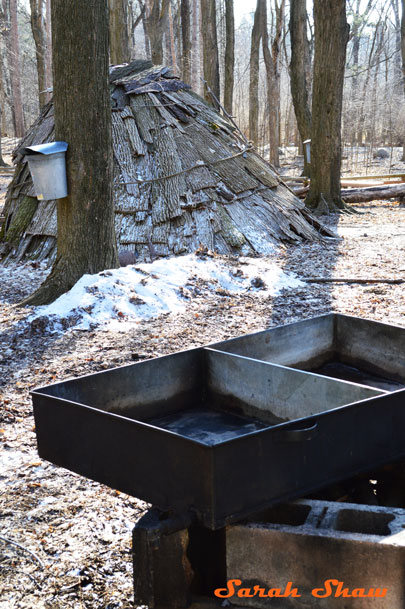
[391,0,403,94]
[145,0,169,65]
[45,0,52,88]
[166,0,177,70]
[0,34,8,166]
[249,0,262,144]
[305,0,349,214]
[0,109,6,166]
[30,0,51,108]
[191,0,199,90]
[289,0,311,175]
[0,1,11,135]
[262,0,284,167]
[109,0,130,64]
[402,0,405,91]
[401,0,405,159]
[9,0,24,136]
[355,15,383,147]
[200,0,220,107]
[223,0,234,115]
[140,2,151,60]
[21,0,118,306]
[181,0,191,83]
[349,0,361,144]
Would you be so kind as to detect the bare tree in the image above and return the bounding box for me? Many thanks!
[22,0,118,306]
[305,0,349,213]
[30,0,52,108]
[262,0,284,167]
[128,0,145,58]
[191,0,200,91]
[249,0,262,143]
[6,0,24,136]
[223,0,234,115]
[144,0,169,65]
[181,0,191,83]
[0,79,7,165]
[345,0,375,144]
[200,0,220,106]
[289,0,311,174]
[391,0,403,92]
[109,0,130,64]
[45,0,51,87]
[0,3,8,165]
[165,0,177,70]
[402,0,405,89]
[401,0,405,159]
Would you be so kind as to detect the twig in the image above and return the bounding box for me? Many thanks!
[305,277,404,285]
[0,535,45,568]
[0,565,41,588]
[200,77,251,147]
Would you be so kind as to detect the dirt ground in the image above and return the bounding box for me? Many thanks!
[1,139,405,608]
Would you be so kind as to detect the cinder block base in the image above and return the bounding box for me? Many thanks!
[225,499,405,608]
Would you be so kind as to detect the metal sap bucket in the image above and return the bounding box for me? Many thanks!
[23,141,68,201]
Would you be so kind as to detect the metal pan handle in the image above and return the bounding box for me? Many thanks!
[273,421,318,442]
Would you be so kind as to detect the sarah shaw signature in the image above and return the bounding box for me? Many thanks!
[214,579,387,599]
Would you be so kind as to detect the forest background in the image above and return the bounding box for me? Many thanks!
[0,0,404,172]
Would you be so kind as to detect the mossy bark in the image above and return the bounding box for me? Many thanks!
[21,0,118,306]
[2,196,37,243]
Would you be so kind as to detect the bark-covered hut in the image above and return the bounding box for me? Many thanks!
[0,60,327,265]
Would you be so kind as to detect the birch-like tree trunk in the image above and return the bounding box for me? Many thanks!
[305,0,349,213]
[200,0,220,107]
[223,0,234,115]
[21,0,118,306]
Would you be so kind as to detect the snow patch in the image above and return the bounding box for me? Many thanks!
[27,254,303,333]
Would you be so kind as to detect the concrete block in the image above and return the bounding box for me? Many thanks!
[225,499,405,609]
[133,509,194,608]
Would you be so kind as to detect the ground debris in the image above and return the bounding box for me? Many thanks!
[0,199,404,608]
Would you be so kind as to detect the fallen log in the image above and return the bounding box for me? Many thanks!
[291,185,310,196]
[0,166,13,175]
[305,277,404,284]
[341,183,405,203]
[292,183,405,202]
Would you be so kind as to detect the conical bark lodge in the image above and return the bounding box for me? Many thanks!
[0,60,330,265]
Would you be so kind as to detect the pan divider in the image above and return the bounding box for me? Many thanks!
[203,347,386,426]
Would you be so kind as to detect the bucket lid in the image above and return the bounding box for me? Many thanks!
[23,141,68,156]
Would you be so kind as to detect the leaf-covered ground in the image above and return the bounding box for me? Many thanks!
[1,136,405,608]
